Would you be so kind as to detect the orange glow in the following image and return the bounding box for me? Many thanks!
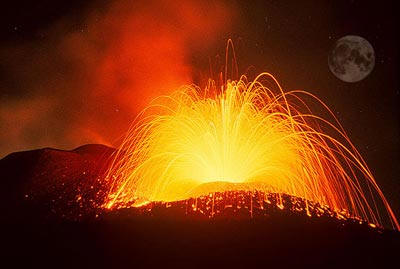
[0,0,237,158]
[104,65,399,231]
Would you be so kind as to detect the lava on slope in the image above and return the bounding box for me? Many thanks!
[0,144,385,229]
[107,190,380,232]
[2,144,400,268]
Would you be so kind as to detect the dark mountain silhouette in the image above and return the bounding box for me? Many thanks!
[0,144,114,220]
[1,144,399,268]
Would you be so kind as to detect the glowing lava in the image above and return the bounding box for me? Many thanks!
[104,71,399,230]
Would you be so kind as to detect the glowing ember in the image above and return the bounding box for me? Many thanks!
[104,70,399,230]
[111,190,375,225]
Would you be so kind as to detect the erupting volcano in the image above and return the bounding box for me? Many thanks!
[2,0,400,267]
[103,50,399,231]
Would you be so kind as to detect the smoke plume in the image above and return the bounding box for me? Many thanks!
[0,0,236,157]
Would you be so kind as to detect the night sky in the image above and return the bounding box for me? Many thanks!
[1,1,399,215]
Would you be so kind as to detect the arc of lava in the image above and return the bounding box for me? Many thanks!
[103,69,399,231]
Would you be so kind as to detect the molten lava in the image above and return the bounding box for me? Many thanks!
[104,71,399,231]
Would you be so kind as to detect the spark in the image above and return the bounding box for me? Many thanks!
[103,62,399,231]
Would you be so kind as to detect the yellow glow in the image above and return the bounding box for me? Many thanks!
[104,72,399,231]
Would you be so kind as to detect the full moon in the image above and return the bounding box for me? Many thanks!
[328,35,375,83]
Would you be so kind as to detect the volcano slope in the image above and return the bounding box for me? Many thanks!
[1,144,399,268]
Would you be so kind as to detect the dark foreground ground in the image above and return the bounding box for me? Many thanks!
[1,145,399,268]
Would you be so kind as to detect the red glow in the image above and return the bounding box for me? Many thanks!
[0,0,236,156]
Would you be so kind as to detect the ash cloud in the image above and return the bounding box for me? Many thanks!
[0,0,236,157]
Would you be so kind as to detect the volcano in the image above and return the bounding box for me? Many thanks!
[1,144,399,268]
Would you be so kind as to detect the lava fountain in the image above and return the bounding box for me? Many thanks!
[103,64,399,230]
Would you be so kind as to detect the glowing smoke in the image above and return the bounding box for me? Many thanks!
[0,0,236,157]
